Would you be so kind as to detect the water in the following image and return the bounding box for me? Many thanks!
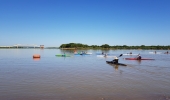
[0,49,170,100]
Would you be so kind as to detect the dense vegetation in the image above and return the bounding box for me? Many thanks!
[60,43,170,50]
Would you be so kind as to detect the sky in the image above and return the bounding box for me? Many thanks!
[0,0,170,47]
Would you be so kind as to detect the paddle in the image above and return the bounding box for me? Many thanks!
[119,54,123,57]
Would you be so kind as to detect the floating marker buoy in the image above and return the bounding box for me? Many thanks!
[33,54,40,58]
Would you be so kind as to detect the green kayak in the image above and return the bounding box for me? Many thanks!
[55,54,71,57]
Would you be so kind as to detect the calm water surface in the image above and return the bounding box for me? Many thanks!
[0,49,170,100]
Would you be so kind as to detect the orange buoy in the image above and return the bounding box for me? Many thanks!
[33,54,40,58]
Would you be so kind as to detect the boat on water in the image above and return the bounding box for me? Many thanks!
[124,58,155,60]
[85,52,92,55]
[97,55,116,57]
[106,61,127,66]
[74,52,92,55]
[96,53,105,55]
[56,54,71,57]
[74,53,91,55]
[164,51,169,54]
[149,52,162,54]
[123,54,138,55]
[96,53,113,56]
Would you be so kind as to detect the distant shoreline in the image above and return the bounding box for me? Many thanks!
[0,47,59,49]
[0,48,170,51]
[59,43,170,50]
[60,48,76,50]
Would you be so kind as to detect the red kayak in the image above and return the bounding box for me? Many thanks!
[125,58,155,60]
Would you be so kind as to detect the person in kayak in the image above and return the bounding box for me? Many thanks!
[102,52,104,55]
[136,54,141,60]
[81,51,85,55]
[112,56,119,64]
[74,50,77,54]
[104,53,107,57]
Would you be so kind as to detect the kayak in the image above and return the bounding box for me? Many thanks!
[124,58,155,60]
[96,53,105,55]
[123,54,138,55]
[96,54,112,56]
[164,52,169,54]
[86,52,92,54]
[106,61,127,66]
[74,53,91,55]
[96,53,111,55]
[75,52,92,55]
[85,52,92,55]
[97,55,116,57]
[56,54,71,57]
[149,52,162,54]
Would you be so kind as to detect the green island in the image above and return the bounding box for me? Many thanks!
[60,43,170,50]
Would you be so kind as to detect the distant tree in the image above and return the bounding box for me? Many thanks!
[101,44,110,48]
[60,44,67,48]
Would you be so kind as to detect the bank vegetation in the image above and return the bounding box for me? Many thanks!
[60,43,170,50]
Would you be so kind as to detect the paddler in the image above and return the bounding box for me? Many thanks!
[104,53,107,57]
[102,52,104,54]
[136,54,141,60]
[112,56,119,64]
[74,50,77,54]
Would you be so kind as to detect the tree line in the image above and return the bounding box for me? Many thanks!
[59,43,170,50]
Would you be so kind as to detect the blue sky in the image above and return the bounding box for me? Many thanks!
[0,0,170,47]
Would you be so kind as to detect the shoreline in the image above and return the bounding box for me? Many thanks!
[1,48,169,50]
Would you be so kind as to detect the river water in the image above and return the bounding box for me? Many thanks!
[0,49,170,100]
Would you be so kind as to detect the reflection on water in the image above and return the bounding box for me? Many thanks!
[136,60,141,64]
[114,65,119,70]
[128,59,142,65]
[0,49,170,100]
[33,58,40,61]
[106,62,122,71]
